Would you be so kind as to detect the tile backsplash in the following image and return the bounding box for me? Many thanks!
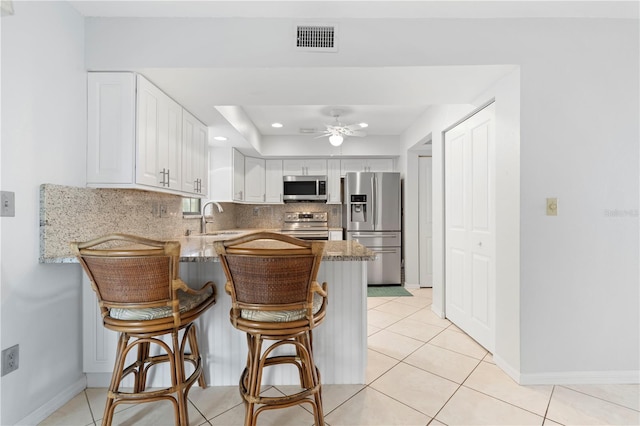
[39,184,342,261]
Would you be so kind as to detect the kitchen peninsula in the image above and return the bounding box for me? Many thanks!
[82,232,373,387]
[39,185,374,387]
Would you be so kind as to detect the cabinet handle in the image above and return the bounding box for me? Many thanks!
[159,168,167,186]
[166,169,170,187]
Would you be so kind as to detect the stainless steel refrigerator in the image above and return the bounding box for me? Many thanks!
[344,172,401,286]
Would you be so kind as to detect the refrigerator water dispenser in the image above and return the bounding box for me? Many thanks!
[350,194,367,222]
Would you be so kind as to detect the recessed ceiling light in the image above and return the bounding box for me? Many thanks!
[271,122,284,128]
[213,136,228,141]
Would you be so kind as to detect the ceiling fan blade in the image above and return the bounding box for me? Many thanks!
[344,123,365,131]
[349,131,367,137]
[314,133,330,139]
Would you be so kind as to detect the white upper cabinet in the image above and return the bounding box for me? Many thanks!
[265,159,284,203]
[87,72,207,196]
[87,72,136,184]
[340,158,395,176]
[136,75,182,190]
[181,110,208,195]
[233,149,245,202]
[283,158,327,176]
[244,156,266,203]
[327,159,341,204]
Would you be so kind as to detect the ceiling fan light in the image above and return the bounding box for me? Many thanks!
[359,122,369,128]
[329,134,344,146]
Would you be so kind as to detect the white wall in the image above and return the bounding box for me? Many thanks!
[83,13,639,381]
[403,69,523,375]
[1,3,87,424]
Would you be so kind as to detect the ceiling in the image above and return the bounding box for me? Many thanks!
[70,1,637,153]
[134,65,516,146]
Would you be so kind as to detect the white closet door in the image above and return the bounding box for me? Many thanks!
[444,103,496,351]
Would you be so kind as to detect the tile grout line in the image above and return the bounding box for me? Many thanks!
[542,385,557,425]
[82,390,97,426]
[557,385,640,413]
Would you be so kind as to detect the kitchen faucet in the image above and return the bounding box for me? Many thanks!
[201,201,224,234]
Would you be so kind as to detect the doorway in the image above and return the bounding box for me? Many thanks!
[418,155,433,287]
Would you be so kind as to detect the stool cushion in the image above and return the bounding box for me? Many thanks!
[240,292,323,323]
[109,289,213,321]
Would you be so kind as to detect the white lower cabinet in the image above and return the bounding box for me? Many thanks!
[329,230,344,241]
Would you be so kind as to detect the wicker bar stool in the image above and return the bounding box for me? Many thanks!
[214,232,328,426]
[71,234,216,426]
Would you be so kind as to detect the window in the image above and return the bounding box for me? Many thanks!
[182,197,201,215]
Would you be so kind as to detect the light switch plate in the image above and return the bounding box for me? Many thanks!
[1,191,15,217]
[546,197,558,216]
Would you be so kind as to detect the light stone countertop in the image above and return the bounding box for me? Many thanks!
[179,232,374,262]
[46,229,374,263]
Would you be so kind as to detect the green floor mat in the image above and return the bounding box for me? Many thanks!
[367,285,413,297]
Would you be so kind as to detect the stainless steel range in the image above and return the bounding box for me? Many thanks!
[280,212,329,240]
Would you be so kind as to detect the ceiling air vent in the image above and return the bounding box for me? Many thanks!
[295,24,338,52]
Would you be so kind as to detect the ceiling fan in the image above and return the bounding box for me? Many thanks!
[315,109,368,146]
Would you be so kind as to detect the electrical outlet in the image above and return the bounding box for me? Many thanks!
[253,207,259,216]
[1,191,15,217]
[2,344,19,376]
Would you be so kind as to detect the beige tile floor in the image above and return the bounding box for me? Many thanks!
[40,288,640,426]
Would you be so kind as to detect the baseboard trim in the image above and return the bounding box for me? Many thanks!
[17,376,87,426]
[86,372,113,388]
[518,369,639,385]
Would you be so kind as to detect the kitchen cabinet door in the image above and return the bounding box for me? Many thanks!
[327,159,342,204]
[340,158,395,176]
[233,149,245,201]
[283,158,327,176]
[265,159,283,203]
[181,110,208,195]
[245,156,266,203]
[136,75,182,190]
[340,158,367,175]
[329,230,344,241]
[87,72,136,184]
[366,158,395,173]
[209,147,234,201]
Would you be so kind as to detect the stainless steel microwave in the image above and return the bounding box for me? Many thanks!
[283,175,328,202]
